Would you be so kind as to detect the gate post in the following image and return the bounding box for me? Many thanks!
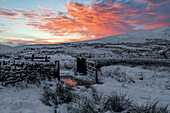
[45,55,48,62]
[95,61,98,83]
[82,58,87,75]
[77,57,80,73]
[77,57,87,75]
[32,54,34,61]
[54,60,60,81]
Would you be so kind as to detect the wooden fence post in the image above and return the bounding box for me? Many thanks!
[77,57,80,73]
[32,54,34,61]
[82,58,87,75]
[77,57,87,75]
[54,61,60,81]
[45,55,48,62]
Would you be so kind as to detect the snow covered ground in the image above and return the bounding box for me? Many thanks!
[0,84,53,113]
[94,65,170,108]
[0,26,170,112]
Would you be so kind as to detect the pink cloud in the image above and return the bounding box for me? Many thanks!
[1,0,170,44]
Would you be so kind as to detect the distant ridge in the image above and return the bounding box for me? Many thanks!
[0,26,169,53]
[0,44,12,48]
[79,26,170,44]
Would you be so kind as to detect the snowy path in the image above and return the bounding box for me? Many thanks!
[0,85,53,113]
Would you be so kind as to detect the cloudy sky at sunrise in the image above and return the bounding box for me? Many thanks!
[0,0,170,46]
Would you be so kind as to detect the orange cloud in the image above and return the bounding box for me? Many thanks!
[0,8,19,18]
[35,0,169,40]
[34,2,137,39]
[0,30,8,33]
[146,23,170,29]
[1,0,170,44]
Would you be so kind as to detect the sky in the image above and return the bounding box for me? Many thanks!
[0,0,170,46]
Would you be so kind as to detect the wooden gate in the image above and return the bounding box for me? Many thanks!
[77,57,98,83]
[77,57,86,75]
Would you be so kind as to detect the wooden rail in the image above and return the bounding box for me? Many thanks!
[86,60,96,76]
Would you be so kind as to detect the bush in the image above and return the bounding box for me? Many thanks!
[40,82,73,107]
[53,83,73,105]
[41,84,169,113]
[133,101,169,113]
[67,87,99,113]
[40,85,55,106]
[102,92,133,112]
[67,96,97,113]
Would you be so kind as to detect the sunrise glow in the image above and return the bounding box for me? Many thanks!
[0,0,170,46]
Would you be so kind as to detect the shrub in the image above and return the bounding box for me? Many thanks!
[67,87,99,113]
[67,96,97,113]
[40,85,54,106]
[133,101,169,113]
[53,83,73,105]
[40,82,73,107]
[102,92,133,112]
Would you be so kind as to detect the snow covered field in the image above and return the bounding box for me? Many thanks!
[0,84,53,113]
[96,65,170,106]
[0,26,170,112]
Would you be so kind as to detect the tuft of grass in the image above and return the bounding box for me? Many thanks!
[53,82,73,105]
[67,93,98,113]
[40,85,54,106]
[40,82,73,106]
[103,92,133,112]
[133,100,169,113]
[40,84,169,113]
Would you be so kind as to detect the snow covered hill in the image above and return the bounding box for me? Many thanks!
[86,26,170,43]
[0,44,12,54]
[0,44,12,49]
[0,27,170,113]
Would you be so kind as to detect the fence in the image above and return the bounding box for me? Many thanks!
[24,54,50,62]
[86,59,98,83]
[54,60,60,81]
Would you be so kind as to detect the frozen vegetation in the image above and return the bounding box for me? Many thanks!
[0,26,170,113]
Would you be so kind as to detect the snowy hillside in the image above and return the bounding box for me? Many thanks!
[0,44,12,54]
[88,26,170,43]
[0,44,11,48]
[0,26,170,113]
